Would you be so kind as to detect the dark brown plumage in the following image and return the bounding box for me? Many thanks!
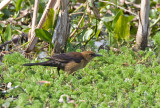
[23,51,102,76]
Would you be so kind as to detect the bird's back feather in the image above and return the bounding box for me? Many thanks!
[47,52,84,63]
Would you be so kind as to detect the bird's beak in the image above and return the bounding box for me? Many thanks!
[94,53,103,57]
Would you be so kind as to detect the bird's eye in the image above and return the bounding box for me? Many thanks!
[89,53,95,57]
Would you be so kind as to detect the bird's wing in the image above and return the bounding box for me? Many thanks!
[46,52,84,63]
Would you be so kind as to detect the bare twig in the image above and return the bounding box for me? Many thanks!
[0,19,23,26]
[150,15,160,28]
[0,0,11,10]
[88,0,100,19]
[29,0,39,41]
[70,29,83,42]
[70,13,85,38]
[125,1,140,8]
[73,3,86,13]
[15,9,31,20]
[52,0,60,29]
[0,9,31,26]
[37,0,56,28]
[70,12,84,16]
[0,33,28,50]
[99,0,138,17]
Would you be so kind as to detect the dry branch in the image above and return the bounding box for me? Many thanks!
[29,0,39,41]
[0,9,31,26]
[0,0,11,10]
[0,33,28,50]
[150,15,160,28]
[125,1,140,8]
[70,13,85,38]
[99,0,138,17]
[88,0,100,19]
[25,0,56,53]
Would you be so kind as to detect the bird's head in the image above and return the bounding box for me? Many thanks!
[81,51,102,61]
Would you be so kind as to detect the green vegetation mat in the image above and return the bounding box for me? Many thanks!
[1,47,160,107]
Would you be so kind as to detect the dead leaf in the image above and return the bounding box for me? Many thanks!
[37,81,51,85]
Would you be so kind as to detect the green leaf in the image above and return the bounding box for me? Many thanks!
[95,21,103,39]
[3,24,11,42]
[0,11,4,19]
[101,16,114,23]
[150,9,158,19]
[2,9,10,19]
[153,31,160,46]
[114,15,131,40]
[88,0,93,7]
[127,15,134,22]
[0,24,3,35]
[13,11,19,19]
[112,10,123,27]
[16,0,23,11]
[43,8,54,30]
[39,3,45,13]
[80,16,85,28]
[35,29,52,43]
[83,29,93,41]
[99,2,107,7]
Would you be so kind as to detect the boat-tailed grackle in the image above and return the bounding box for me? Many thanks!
[23,51,102,76]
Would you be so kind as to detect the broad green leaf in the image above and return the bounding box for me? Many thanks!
[112,10,123,27]
[43,8,54,30]
[99,2,107,7]
[0,11,4,19]
[114,15,131,40]
[3,24,11,42]
[95,21,103,39]
[0,24,3,35]
[101,16,114,23]
[83,29,93,41]
[150,9,158,19]
[16,0,23,11]
[35,29,52,43]
[127,15,134,22]
[102,16,114,33]
[39,3,45,13]
[104,22,113,32]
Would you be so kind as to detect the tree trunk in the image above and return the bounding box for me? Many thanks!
[136,0,150,50]
[52,0,70,54]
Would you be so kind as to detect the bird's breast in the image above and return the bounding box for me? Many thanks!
[64,60,89,74]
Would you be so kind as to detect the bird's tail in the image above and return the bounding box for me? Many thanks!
[23,61,58,67]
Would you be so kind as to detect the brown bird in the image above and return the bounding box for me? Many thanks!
[23,51,102,76]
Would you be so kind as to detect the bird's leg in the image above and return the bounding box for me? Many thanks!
[57,67,60,76]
